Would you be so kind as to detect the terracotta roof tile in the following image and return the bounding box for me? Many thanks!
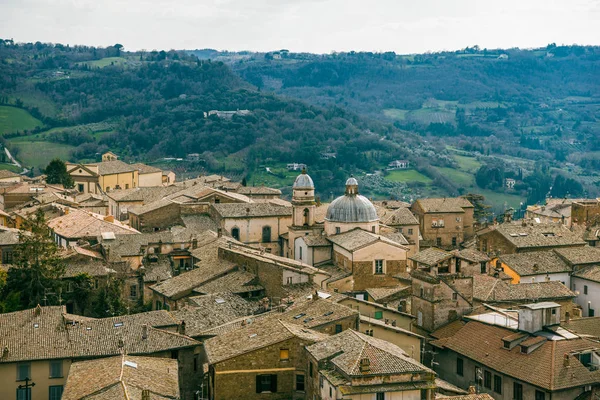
[499,251,572,276]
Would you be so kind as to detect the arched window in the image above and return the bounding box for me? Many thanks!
[231,227,240,241]
[303,208,310,226]
[262,226,271,243]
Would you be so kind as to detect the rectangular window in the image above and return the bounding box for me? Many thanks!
[535,390,546,400]
[335,227,341,234]
[280,349,289,361]
[78,184,84,192]
[452,237,457,246]
[49,360,63,378]
[16,388,31,400]
[130,285,138,299]
[484,370,491,389]
[335,324,342,333]
[584,285,588,295]
[49,385,64,400]
[475,367,483,385]
[17,363,30,381]
[256,374,277,393]
[494,375,502,394]
[295,374,305,392]
[480,262,487,274]
[482,238,488,252]
[320,375,324,388]
[309,362,313,377]
[408,228,413,235]
[436,238,442,247]
[374,259,384,274]
[456,357,464,376]
[125,184,129,189]
[452,292,458,301]
[514,382,523,400]
[376,393,385,400]
[2,249,13,264]
[374,311,383,320]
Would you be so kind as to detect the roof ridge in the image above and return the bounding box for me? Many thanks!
[350,333,369,374]
[549,340,556,391]
[119,353,125,382]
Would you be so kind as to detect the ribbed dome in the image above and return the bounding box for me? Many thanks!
[293,171,314,189]
[326,194,379,223]
[346,177,358,186]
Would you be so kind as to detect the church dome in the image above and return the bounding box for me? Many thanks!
[293,170,314,189]
[325,177,378,223]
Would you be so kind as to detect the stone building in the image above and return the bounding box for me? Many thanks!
[411,197,474,249]
[378,204,421,256]
[410,269,473,333]
[431,304,600,400]
[497,251,572,285]
[0,306,200,400]
[305,329,436,400]
[476,222,586,256]
[571,199,600,226]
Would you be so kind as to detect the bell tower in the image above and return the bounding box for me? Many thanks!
[292,168,316,227]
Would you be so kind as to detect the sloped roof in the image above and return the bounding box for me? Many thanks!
[562,317,600,339]
[414,197,472,213]
[130,163,162,174]
[62,355,179,400]
[455,248,490,263]
[472,275,576,302]
[431,320,600,391]
[91,160,136,175]
[379,206,419,226]
[48,208,139,239]
[237,186,282,195]
[572,265,600,283]
[410,247,453,266]
[192,270,263,295]
[554,246,600,266]
[0,169,21,179]
[204,317,328,364]
[328,228,407,252]
[499,251,572,276]
[487,223,586,249]
[302,234,331,247]
[106,186,182,202]
[0,226,22,245]
[212,202,291,218]
[0,306,198,363]
[306,329,432,376]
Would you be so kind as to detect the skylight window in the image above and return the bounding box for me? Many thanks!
[293,313,306,320]
[114,322,124,327]
[323,311,334,316]
[124,361,138,369]
[249,333,258,338]
[33,323,39,328]
[215,298,226,304]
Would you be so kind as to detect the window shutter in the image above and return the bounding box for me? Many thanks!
[256,376,261,393]
[271,374,278,392]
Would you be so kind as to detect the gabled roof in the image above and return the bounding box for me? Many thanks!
[0,169,21,179]
[410,247,453,266]
[572,265,600,283]
[92,160,137,175]
[562,317,600,339]
[0,306,198,363]
[455,248,490,263]
[130,163,162,174]
[413,197,472,213]
[204,317,328,365]
[48,208,139,239]
[554,246,600,266]
[484,223,586,249]
[211,202,291,218]
[431,320,600,391]
[106,186,182,202]
[192,270,263,295]
[328,228,408,252]
[306,329,432,376]
[499,251,572,276]
[378,206,419,226]
[62,355,179,400]
[237,186,282,196]
[473,275,576,302]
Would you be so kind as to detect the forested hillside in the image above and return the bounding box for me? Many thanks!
[225,46,600,207]
[0,40,429,198]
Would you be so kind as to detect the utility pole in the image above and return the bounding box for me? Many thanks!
[18,377,35,400]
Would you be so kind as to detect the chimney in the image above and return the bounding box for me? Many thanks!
[564,353,570,367]
[1,346,8,359]
[565,311,571,323]
[64,207,69,215]
[104,215,114,223]
[192,238,198,249]
[217,228,222,238]
[359,358,370,373]
[34,304,42,316]
[246,207,250,214]
[241,319,247,327]
[118,339,124,349]
[468,386,477,394]
[179,320,186,336]
[142,324,148,340]
[142,389,150,400]
[532,263,539,272]
[314,290,319,301]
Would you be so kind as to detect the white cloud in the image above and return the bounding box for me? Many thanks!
[0,0,598,53]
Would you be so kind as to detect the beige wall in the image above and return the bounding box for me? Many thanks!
[222,216,291,253]
[100,171,139,192]
[359,320,422,362]
[138,171,162,187]
[324,220,379,236]
[338,298,414,331]
[0,359,71,400]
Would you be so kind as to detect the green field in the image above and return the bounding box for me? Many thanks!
[435,167,474,187]
[454,155,481,173]
[248,164,297,187]
[8,138,74,169]
[385,169,432,183]
[0,163,22,173]
[406,108,455,124]
[0,106,43,135]
[383,109,409,120]
[78,57,129,68]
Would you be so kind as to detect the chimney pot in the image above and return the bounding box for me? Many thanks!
[142,324,148,340]
[179,320,186,336]
[468,386,476,394]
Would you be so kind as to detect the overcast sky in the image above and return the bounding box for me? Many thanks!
[1,0,599,54]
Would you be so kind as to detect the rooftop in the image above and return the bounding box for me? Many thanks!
[554,246,600,266]
[0,169,21,179]
[472,275,576,302]
[62,355,179,400]
[47,208,140,239]
[572,265,600,283]
[486,223,586,249]
[0,306,198,364]
[129,162,162,174]
[237,186,282,196]
[431,320,600,391]
[212,202,292,218]
[410,247,453,266]
[106,186,182,202]
[306,329,432,376]
[413,197,473,213]
[378,206,419,226]
[328,228,408,252]
[499,251,572,276]
[562,317,600,339]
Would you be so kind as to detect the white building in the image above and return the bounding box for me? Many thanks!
[572,266,600,317]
